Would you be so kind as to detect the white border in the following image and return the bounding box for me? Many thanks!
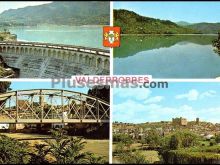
[109,1,113,164]
[2,1,220,164]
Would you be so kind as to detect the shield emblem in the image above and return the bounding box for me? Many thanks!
[103,26,120,48]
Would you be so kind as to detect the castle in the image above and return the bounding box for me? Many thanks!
[172,117,188,126]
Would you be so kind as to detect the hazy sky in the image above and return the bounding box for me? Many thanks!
[114,82,220,124]
[114,2,220,23]
[0,1,52,14]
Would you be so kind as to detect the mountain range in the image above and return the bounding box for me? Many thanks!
[186,23,220,34]
[0,2,110,26]
[114,9,220,34]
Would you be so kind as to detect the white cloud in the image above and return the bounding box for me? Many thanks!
[175,89,216,101]
[144,96,164,104]
[113,98,220,124]
[113,99,148,123]
[200,90,216,99]
[175,89,199,101]
[113,87,220,123]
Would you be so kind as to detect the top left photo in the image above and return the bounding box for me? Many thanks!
[0,1,110,78]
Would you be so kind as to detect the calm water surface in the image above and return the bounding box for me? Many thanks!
[114,35,220,78]
[7,25,104,49]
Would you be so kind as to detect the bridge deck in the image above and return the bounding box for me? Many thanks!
[0,41,110,57]
[0,119,109,124]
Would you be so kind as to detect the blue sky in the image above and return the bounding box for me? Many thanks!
[113,82,220,124]
[114,2,220,23]
[0,1,52,14]
[9,81,88,94]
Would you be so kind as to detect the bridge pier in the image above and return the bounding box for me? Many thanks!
[9,124,25,132]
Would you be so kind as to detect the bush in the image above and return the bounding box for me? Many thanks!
[215,134,220,143]
[0,129,106,164]
[162,149,220,164]
[120,151,149,164]
[144,129,161,148]
[114,142,126,155]
[162,131,199,150]
[0,135,30,164]
[113,134,132,147]
[45,129,104,164]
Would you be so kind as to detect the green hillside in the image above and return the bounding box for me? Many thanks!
[0,2,110,26]
[114,9,199,34]
[187,23,220,34]
[176,21,192,26]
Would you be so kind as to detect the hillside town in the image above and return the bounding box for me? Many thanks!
[113,117,220,140]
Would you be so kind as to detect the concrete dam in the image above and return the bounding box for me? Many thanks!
[0,41,110,78]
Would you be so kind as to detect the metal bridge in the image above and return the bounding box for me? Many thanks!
[0,89,110,124]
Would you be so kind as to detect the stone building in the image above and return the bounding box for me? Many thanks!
[196,118,200,124]
[172,117,187,126]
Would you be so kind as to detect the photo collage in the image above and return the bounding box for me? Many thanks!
[0,1,220,164]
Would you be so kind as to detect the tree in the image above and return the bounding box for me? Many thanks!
[87,85,110,103]
[163,131,198,150]
[45,129,86,164]
[29,144,50,164]
[121,151,149,164]
[145,129,161,148]
[0,81,11,93]
[114,142,126,155]
[113,134,132,148]
[45,129,105,164]
[0,130,106,164]
[213,32,220,53]
[181,131,199,148]
[87,153,106,164]
[215,134,220,143]
[0,135,30,164]
[169,134,182,150]
[3,29,8,33]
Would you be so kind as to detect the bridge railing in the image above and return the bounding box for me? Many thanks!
[0,41,110,57]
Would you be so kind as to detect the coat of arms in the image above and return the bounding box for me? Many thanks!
[103,26,120,47]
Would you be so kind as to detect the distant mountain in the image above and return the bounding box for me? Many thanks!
[186,23,220,34]
[176,21,192,26]
[0,2,110,26]
[114,9,199,34]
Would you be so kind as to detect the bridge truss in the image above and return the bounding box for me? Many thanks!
[0,89,109,124]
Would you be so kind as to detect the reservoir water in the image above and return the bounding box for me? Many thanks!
[114,35,220,78]
[7,25,104,49]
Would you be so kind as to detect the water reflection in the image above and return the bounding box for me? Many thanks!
[114,35,220,78]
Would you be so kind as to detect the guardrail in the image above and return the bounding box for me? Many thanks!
[0,41,110,57]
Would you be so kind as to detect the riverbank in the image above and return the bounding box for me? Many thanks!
[0,31,18,78]
[0,55,19,78]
